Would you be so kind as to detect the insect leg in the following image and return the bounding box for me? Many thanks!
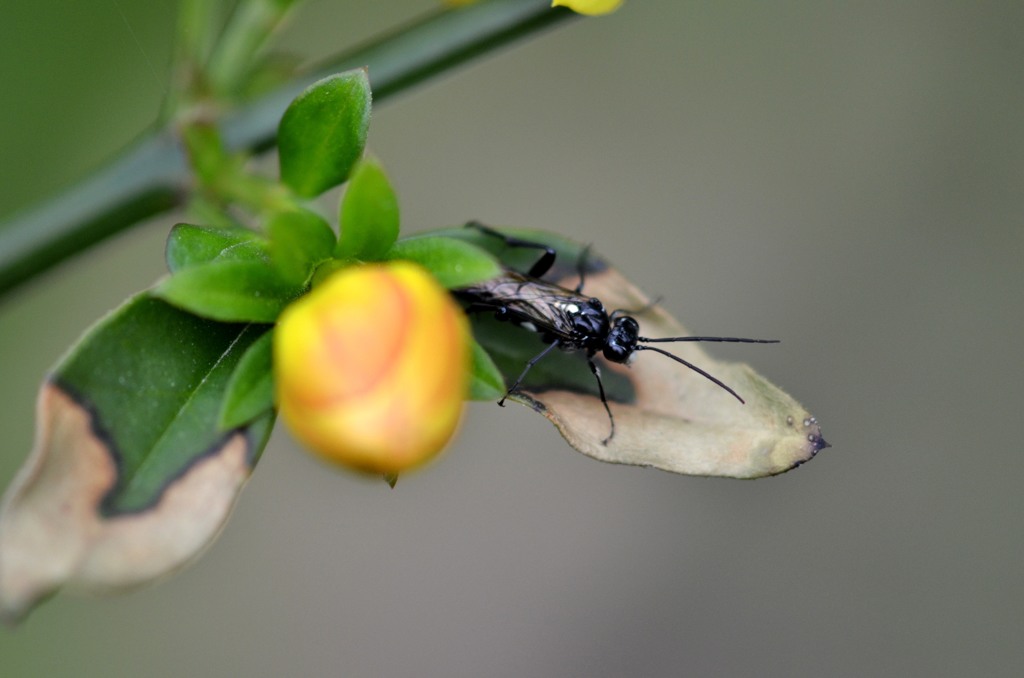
[498,340,561,406]
[573,244,593,293]
[461,301,500,316]
[587,356,616,445]
[465,221,557,278]
[609,296,663,319]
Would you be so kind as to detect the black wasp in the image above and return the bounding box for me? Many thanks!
[454,223,778,445]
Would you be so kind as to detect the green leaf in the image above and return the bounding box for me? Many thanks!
[336,156,400,260]
[277,70,372,197]
[220,328,275,430]
[386,235,502,288]
[267,208,336,285]
[0,295,274,622]
[154,259,303,322]
[426,224,590,282]
[309,257,350,288]
[468,339,505,401]
[166,222,269,273]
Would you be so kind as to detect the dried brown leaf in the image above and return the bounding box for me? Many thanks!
[507,266,828,478]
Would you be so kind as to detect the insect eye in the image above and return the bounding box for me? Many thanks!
[614,316,640,337]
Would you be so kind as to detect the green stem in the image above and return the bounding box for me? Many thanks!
[162,0,225,121]
[206,0,300,98]
[0,0,575,298]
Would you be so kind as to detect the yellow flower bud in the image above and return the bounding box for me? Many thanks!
[551,0,623,16]
[275,262,470,474]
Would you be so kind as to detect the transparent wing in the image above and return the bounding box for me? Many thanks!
[457,272,581,340]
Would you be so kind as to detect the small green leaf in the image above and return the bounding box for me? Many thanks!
[268,209,336,284]
[154,260,303,322]
[309,258,350,288]
[278,70,372,197]
[337,156,400,260]
[386,236,502,288]
[425,224,590,280]
[468,339,505,401]
[166,223,269,273]
[220,328,275,430]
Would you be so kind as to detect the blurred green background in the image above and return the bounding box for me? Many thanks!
[1,1,1022,676]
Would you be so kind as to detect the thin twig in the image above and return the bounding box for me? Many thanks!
[0,0,575,297]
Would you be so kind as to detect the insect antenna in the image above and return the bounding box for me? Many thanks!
[634,336,779,404]
[639,336,780,344]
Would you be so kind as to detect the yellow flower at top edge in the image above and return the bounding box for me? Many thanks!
[275,261,470,475]
[551,0,623,15]
[442,1,624,16]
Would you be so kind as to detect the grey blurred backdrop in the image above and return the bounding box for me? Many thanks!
[1,1,1022,676]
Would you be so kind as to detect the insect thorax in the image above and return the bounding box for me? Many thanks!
[566,299,610,351]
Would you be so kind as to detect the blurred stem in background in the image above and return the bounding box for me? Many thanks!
[0,0,576,298]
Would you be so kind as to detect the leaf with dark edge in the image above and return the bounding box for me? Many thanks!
[219,328,275,430]
[153,259,304,323]
[436,226,829,478]
[386,235,502,289]
[278,69,372,198]
[0,295,274,623]
[166,222,269,273]
[336,156,400,261]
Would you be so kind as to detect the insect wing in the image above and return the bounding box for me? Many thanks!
[459,272,580,339]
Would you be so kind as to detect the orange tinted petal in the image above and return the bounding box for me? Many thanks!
[275,262,470,474]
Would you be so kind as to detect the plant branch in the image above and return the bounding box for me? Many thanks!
[0,0,576,298]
